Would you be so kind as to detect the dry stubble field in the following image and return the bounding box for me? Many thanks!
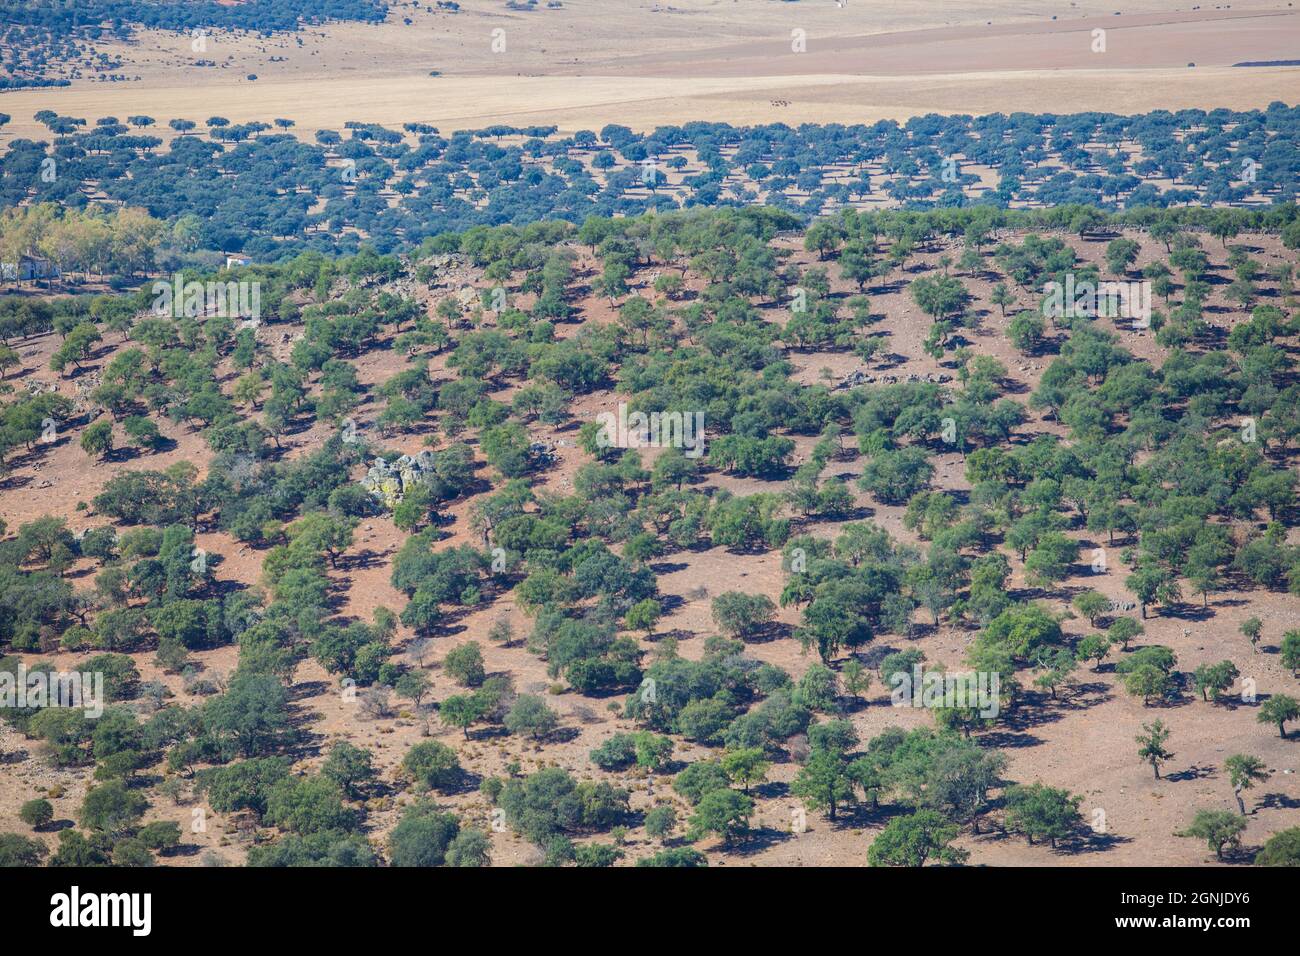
[2,1,1299,141]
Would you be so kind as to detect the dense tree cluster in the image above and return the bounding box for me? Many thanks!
[4,107,1300,267]
[0,1,387,88]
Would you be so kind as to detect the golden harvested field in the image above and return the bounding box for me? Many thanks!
[2,1,1298,140]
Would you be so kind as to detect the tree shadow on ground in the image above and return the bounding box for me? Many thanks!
[1258,792,1300,811]
[724,824,795,856]
[977,730,1044,749]
[1165,764,1217,783]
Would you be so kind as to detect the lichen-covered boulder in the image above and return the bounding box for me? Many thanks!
[361,452,440,509]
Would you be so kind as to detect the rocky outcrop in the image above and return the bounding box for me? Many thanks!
[360,452,438,509]
[836,368,953,389]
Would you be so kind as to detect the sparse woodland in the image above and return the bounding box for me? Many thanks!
[2,109,1300,868]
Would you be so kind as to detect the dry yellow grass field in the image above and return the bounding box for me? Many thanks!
[2,0,1297,140]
